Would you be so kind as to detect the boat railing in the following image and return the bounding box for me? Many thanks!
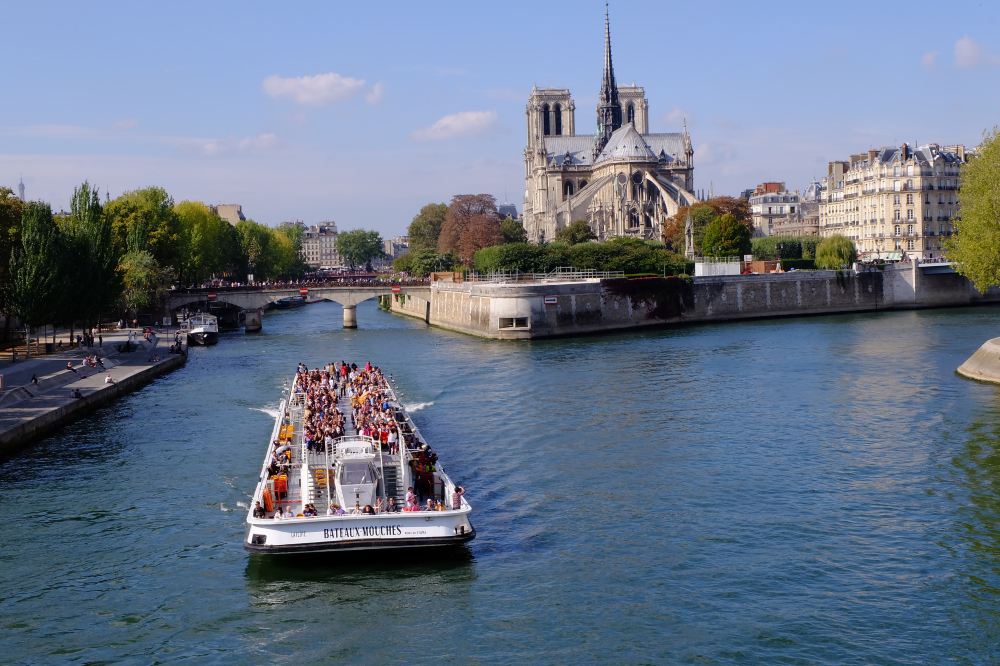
[250,397,288,520]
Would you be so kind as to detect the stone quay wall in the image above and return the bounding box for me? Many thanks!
[0,352,186,456]
[388,264,1000,340]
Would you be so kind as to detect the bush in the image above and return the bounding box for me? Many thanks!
[701,213,751,258]
[815,235,857,269]
[751,235,820,260]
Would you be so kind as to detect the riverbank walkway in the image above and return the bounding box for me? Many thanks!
[0,328,187,455]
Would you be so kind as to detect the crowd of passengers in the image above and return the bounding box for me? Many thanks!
[253,361,465,520]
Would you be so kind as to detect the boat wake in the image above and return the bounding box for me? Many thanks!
[404,401,434,413]
[250,406,281,419]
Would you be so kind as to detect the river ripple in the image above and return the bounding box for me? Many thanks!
[1,302,998,663]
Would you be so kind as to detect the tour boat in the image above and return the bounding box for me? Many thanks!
[185,312,219,346]
[244,366,475,555]
[272,295,307,310]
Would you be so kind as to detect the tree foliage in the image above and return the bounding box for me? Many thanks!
[555,220,597,245]
[751,235,820,260]
[499,216,528,244]
[947,127,1000,291]
[104,187,182,269]
[337,229,384,270]
[701,213,752,258]
[119,249,172,315]
[438,194,499,263]
[61,182,120,327]
[393,249,458,277]
[0,187,26,321]
[407,203,447,252]
[662,196,752,254]
[473,238,688,275]
[815,235,857,269]
[8,201,63,330]
[175,201,240,283]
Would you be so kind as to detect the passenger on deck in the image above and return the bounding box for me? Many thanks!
[253,501,266,518]
[424,499,435,512]
[351,502,363,515]
[362,504,375,515]
[303,504,318,517]
[374,496,384,514]
[273,506,285,519]
[328,503,345,516]
[451,486,464,510]
[385,497,399,512]
[405,486,416,507]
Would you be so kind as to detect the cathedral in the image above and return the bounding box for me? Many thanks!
[521,8,698,243]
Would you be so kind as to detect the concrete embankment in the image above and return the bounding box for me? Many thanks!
[957,337,1000,384]
[0,334,187,456]
[388,262,1000,339]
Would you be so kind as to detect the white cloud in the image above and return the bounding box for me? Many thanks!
[112,118,138,131]
[238,133,277,151]
[411,111,498,141]
[194,133,278,157]
[954,36,1000,68]
[920,50,939,70]
[262,72,367,106]
[365,82,385,105]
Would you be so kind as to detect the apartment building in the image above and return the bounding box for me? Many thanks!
[819,143,967,260]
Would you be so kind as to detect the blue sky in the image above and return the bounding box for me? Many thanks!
[2,0,999,236]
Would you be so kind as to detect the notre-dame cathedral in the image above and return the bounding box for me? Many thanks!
[521,8,698,243]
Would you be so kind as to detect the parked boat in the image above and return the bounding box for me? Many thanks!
[244,364,475,555]
[184,313,219,346]
[272,295,307,309]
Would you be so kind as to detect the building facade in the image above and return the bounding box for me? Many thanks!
[521,9,697,243]
[819,143,967,261]
[212,203,245,226]
[301,222,340,269]
[749,181,821,237]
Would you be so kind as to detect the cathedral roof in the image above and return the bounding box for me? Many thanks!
[595,124,656,163]
[545,135,597,166]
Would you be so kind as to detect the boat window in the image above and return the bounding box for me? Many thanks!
[341,461,374,484]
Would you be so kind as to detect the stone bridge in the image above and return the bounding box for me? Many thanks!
[164,285,431,329]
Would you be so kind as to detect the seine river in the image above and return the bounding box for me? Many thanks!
[2,302,999,663]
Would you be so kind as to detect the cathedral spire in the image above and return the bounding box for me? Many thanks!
[594,2,622,157]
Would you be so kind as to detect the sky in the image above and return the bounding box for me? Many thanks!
[2,0,999,236]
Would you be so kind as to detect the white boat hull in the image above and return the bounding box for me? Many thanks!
[245,510,475,554]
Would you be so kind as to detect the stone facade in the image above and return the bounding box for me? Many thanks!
[212,203,245,226]
[301,222,340,269]
[819,143,967,260]
[749,181,821,237]
[521,9,696,244]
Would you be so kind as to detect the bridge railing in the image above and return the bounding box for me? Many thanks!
[170,278,430,294]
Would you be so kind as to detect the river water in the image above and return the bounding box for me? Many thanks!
[1,302,998,664]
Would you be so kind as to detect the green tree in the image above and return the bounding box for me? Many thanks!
[338,229,384,270]
[555,220,597,245]
[407,203,447,252]
[104,187,182,270]
[0,187,26,340]
[701,213,751,258]
[269,225,307,278]
[473,243,551,273]
[394,248,458,277]
[175,201,240,284]
[118,250,172,316]
[947,128,1000,291]
[8,202,64,352]
[499,217,528,244]
[235,219,271,279]
[815,235,857,269]
[61,182,120,329]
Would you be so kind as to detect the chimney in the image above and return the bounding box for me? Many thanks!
[900,142,909,160]
[868,149,878,162]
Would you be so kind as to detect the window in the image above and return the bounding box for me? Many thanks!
[894,166,901,176]
[499,317,529,330]
[893,194,900,205]
[542,103,550,135]
[907,239,914,250]
[906,194,913,204]
[894,210,901,221]
[907,209,913,220]
[894,224,901,235]
[554,103,563,135]
[907,224,913,235]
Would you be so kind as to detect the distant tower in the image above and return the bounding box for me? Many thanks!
[593,3,623,158]
[17,175,25,201]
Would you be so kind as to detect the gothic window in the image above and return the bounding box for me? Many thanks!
[628,208,640,227]
[563,181,575,199]
[627,103,635,125]
[542,103,551,135]
[554,104,563,135]
[579,180,587,191]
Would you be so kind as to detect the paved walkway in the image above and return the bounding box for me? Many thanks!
[0,328,187,448]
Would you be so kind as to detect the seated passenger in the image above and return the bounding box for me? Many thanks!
[424,499,435,512]
[253,501,266,518]
[362,504,375,515]
[385,497,399,513]
[273,506,285,520]
[350,502,363,515]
